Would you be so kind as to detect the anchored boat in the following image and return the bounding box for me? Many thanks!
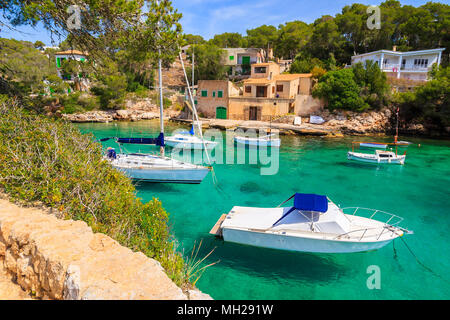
[348,142,406,165]
[101,13,211,184]
[165,125,218,150]
[210,193,412,253]
[234,133,281,147]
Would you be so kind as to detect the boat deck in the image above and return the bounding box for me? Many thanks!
[217,204,402,242]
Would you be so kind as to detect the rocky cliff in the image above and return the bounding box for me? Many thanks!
[0,197,211,300]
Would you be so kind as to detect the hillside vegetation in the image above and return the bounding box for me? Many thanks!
[0,95,188,286]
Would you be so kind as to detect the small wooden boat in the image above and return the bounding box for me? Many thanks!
[234,133,281,147]
[210,193,411,253]
[359,142,388,149]
[348,150,406,164]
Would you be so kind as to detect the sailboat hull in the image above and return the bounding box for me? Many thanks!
[118,166,210,184]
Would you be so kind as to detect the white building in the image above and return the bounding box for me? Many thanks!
[54,50,89,80]
[351,47,445,81]
[54,50,90,91]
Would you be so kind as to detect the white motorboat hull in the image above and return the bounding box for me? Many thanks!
[234,136,281,147]
[222,228,394,253]
[347,151,405,165]
[211,200,409,254]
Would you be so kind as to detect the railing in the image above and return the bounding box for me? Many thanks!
[333,207,412,241]
[382,64,430,71]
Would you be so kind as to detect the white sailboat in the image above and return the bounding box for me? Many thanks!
[165,131,218,150]
[165,47,218,151]
[103,10,211,184]
[210,193,412,253]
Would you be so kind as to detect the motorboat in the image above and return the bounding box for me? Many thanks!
[210,193,412,253]
[234,133,281,147]
[348,149,406,164]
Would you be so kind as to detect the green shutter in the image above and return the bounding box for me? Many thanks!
[56,58,61,68]
[242,56,250,65]
[213,91,216,97]
[201,90,207,97]
[229,55,234,61]
[218,90,223,98]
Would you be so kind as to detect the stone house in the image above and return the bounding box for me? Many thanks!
[196,62,323,120]
[195,80,241,119]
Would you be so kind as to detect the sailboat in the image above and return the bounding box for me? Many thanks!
[103,17,211,184]
[165,46,218,151]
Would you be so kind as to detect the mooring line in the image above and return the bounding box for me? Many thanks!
[400,237,449,285]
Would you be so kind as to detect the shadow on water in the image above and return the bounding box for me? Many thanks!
[192,236,350,283]
[133,180,182,193]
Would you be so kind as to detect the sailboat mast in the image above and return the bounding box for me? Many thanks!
[157,0,165,156]
[191,45,195,126]
[158,53,164,156]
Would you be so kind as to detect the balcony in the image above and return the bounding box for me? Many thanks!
[382,64,430,72]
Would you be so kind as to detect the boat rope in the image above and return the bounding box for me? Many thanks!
[399,236,450,285]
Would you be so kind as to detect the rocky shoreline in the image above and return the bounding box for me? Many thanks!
[60,105,432,137]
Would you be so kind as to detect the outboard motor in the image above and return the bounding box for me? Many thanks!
[107,148,117,159]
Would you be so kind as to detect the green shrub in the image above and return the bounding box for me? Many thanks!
[0,99,187,286]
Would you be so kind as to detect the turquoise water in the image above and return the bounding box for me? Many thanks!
[77,120,450,300]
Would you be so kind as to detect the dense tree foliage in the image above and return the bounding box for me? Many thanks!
[393,65,449,133]
[313,61,390,112]
[188,1,448,67]
[186,44,227,84]
[0,38,55,93]
[313,68,368,111]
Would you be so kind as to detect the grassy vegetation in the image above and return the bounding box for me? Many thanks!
[0,95,189,286]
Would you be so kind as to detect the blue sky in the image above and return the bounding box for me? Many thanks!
[0,0,435,46]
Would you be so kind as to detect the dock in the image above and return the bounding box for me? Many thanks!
[209,214,227,237]
[169,118,337,136]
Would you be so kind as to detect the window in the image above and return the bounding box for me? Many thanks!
[201,90,208,97]
[276,85,283,92]
[272,86,275,94]
[245,86,251,93]
[56,57,61,68]
[213,91,216,98]
[414,59,429,67]
[218,90,223,98]
[229,56,234,61]
[254,67,266,74]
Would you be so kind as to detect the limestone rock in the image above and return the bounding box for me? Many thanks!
[0,198,206,300]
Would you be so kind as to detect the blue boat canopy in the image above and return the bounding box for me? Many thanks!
[272,193,328,227]
[117,132,165,147]
[293,193,328,213]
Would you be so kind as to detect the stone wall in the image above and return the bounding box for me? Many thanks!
[0,198,211,300]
